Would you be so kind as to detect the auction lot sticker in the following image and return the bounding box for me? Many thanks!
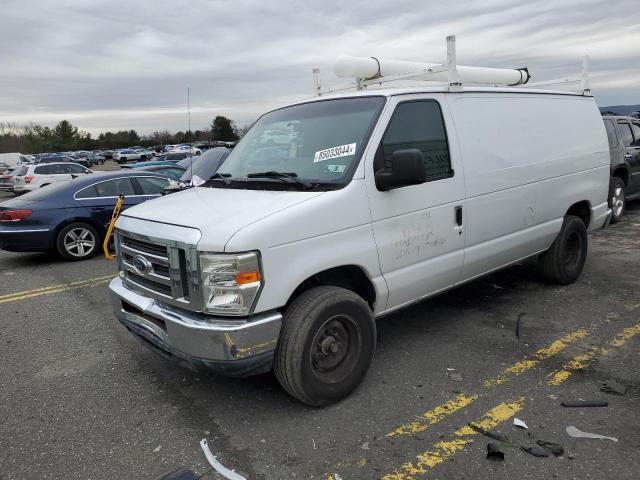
[314,143,356,162]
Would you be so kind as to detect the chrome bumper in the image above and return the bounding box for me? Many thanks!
[109,276,282,376]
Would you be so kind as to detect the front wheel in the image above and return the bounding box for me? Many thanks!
[274,286,376,406]
[538,215,588,285]
[608,177,626,224]
[56,222,99,261]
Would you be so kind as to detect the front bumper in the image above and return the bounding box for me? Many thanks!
[109,277,282,377]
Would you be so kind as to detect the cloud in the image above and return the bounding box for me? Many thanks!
[0,0,638,135]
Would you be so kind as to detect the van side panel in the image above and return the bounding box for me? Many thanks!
[448,94,609,281]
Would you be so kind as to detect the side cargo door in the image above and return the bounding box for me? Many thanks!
[365,95,466,312]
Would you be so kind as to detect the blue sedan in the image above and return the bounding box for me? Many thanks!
[0,171,171,261]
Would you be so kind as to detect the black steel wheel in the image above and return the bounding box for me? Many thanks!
[274,286,376,406]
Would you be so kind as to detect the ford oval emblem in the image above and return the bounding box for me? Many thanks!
[132,255,152,274]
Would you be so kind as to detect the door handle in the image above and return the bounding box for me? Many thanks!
[455,206,463,226]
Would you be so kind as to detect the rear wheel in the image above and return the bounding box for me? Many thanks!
[56,222,99,261]
[538,215,588,285]
[274,286,376,406]
[608,177,626,224]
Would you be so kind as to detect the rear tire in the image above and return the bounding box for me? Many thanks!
[608,177,626,224]
[56,222,99,261]
[538,215,588,285]
[274,286,376,406]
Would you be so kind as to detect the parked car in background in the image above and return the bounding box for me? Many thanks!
[12,162,93,194]
[136,164,186,180]
[0,171,172,260]
[0,167,19,192]
[100,150,114,160]
[169,144,201,155]
[602,115,640,222]
[123,152,192,169]
[114,149,150,164]
[0,153,29,169]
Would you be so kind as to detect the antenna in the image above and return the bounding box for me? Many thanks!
[187,86,194,185]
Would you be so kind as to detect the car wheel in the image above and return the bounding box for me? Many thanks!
[608,177,626,224]
[538,215,588,285]
[274,286,376,406]
[56,222,99,261]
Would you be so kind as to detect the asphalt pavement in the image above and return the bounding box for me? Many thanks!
[0,184,638,480]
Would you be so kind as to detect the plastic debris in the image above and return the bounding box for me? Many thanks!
[561,400,608,408]
[486,442,505,461]
[566,426,618,442]
[521,445,550,457]
[200,439,247,480]
[361,441,370,450]
[513,418,529,429]
[153,445,162,452]
[601,381,628,396]
[447,371,463,382]
[333,474,343,480]
[536,440,564,457]
[155,467,198,480]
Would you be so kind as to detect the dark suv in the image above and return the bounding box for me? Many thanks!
[602,115,640,222]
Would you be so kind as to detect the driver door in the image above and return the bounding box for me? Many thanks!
[365,95,466,311]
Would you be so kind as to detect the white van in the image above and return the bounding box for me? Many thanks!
[109,86,610,405]
[0,152,28,170]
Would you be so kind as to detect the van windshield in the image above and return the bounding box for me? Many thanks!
[216,96,385,190]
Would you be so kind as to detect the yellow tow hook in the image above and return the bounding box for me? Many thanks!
[103,194,125,260]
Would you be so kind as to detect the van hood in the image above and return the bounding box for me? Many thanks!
[120,186,324,251]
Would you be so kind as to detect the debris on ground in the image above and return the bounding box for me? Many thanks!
[561,400,608,408]
[566,426,618,442]
[155,467,198,480]
[361,441,370,450]
[447,371,463,382]
[521,445,550,457]
[601,381,628,396]
[468,424,511,444]
[486,442,505,461]
[515,312,525,339]
[200,439,247,480]
[536,440,564,457]
[153,445,162,452]
[513,418,528,429]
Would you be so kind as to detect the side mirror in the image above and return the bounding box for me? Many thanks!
[375,149,426,191]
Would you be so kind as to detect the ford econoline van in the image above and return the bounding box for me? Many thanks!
[110,86,611,405]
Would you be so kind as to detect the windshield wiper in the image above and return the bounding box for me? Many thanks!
[246,171,313,189]
[208,172,232,185]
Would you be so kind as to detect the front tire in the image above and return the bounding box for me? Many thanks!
[608,177,626,224]
[274,286,376,406]
[56,222,99,261]
[538,215,588,285]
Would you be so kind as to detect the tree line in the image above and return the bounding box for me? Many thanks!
[0,116,248,154]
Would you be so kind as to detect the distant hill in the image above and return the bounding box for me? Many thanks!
[599,104,640,116]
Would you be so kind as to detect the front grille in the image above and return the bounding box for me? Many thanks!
[117,229,200,310]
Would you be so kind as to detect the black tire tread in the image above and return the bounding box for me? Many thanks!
[538,215,587,285]
[274,286,374,406]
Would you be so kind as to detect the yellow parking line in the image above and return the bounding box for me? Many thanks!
[548,321,640,385]
[0,275,114,304]
[484,328,590,386]
[386,394,478,438]
[382,398,524,480]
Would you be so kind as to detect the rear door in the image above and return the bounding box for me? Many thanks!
[616,120,640,194]
[366,95,466,311]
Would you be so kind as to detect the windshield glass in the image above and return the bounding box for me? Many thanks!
[218,97,385,187]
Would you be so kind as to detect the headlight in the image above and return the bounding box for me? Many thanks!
[199,252,262,316]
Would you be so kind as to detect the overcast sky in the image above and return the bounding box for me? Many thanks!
[1,0,639,136]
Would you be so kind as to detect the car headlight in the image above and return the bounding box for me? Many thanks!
[199,252,262,316]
